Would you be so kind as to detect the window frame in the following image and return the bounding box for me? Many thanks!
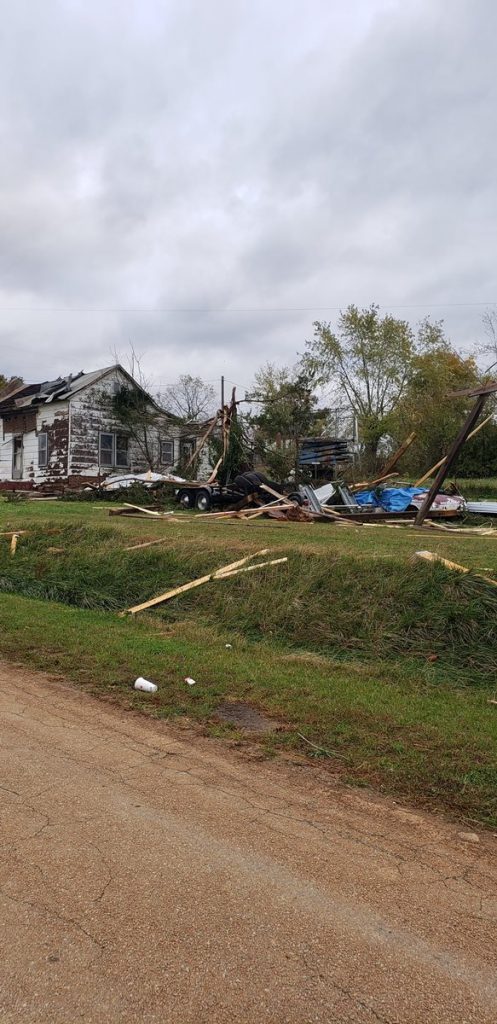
[38,431,48,468]
[160,439,174,466]
[115,433,129,468]
[99,431,129,469]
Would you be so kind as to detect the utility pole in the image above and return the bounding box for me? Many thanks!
[221,375,225,409]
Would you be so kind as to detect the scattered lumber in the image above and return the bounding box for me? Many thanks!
[260,482,296,504]
[0,530,28,538]
[317,506,362,527]
[122,549,271,615]
[413,550,497,588]
[216,556,288,578]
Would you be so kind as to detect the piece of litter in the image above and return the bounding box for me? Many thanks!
[134,677,158,693]
[185,677,196,686]
[457,831,480,843]
[225,643,233,649]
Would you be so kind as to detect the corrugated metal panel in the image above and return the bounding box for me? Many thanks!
[466,502,497,514]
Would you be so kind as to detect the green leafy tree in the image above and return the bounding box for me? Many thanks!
[390,342,487,476]
[302,305,417,465]
[111,386,167,470]
[249,364,326,481]
[0,374,23,396]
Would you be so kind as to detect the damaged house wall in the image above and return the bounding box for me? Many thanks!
[0,364,214,487]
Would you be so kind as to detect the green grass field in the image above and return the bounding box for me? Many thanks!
[1,493,497,827]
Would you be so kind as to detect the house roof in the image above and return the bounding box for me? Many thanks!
[0,364,173,416]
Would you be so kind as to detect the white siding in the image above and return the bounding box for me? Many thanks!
[0,403,69,484]
[68,367,182,478]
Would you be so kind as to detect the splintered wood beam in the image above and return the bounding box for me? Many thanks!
[380,432,417,476]
[414,394,487,526]
[183,412,219,471]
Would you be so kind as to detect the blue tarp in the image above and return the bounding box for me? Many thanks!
[354,486,427,512]
[354,490,380,507]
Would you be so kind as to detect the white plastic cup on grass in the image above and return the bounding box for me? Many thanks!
[134,677,158,693]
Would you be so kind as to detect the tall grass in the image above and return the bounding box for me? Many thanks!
[2,524,497,680]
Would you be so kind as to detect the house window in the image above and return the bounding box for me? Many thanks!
[181,440,194,459]
[99,432,114,467]
[99,432,130,468]
[115,434,129,467]
[38,432,48,467]
[161,439,174,465]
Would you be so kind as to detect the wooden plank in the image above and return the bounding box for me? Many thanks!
[124,538,170,551]
[183,413,219,471]
[415,414,493,486]
[216,556,288,578]
[10,533,19,556]
[349,472,400,492]
[123,503,165,517]
[123,549,270,614]
[414,394,487,526]
[259,483,295,504]
[243,502,295,520]
[380,432,417,476]
[0,530,28,538]
[318,506,362,527]
[448,381,497,399]
[413,549,497,588]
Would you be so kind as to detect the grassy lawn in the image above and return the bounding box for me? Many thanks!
[1,494,497,827]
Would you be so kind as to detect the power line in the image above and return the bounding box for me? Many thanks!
[0,301,495,314]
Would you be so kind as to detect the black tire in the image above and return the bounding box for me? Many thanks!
[177,489,194,509]
[195,489,212,512]
[288,491,303,506]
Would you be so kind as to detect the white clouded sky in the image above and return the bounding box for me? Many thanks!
[0,0,495,396]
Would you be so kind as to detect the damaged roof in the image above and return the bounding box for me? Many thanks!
[0,365,157,413]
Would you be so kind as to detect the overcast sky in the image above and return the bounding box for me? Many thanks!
[0,0,495,398]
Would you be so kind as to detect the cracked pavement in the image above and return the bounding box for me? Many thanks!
[1,664,496,1023]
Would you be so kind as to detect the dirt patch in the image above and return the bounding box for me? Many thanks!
[213,701,283,734]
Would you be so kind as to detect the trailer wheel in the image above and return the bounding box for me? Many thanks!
[177,488,194,509]
[288,491,303,506]
[195,489,212,512]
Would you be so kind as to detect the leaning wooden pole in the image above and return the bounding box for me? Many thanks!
[381,431,416,476]
[414,394,487,526]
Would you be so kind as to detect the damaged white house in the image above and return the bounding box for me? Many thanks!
[0,364,206,488]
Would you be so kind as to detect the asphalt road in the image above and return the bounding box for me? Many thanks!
[1,664,497,1023]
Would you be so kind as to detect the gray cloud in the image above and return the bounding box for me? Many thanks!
[0,0,495,391]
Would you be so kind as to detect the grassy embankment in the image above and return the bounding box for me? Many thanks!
[1,492,497,826]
